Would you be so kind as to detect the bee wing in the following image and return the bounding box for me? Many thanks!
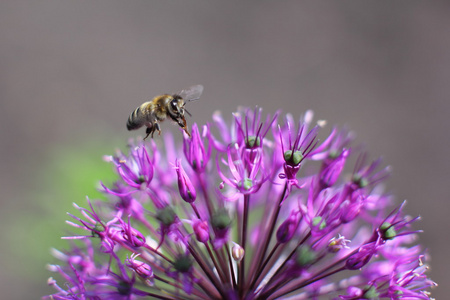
[179,84,204,102]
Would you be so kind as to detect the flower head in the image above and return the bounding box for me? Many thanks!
[45,107,435,299]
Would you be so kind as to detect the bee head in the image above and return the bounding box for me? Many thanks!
[168,95,185,119]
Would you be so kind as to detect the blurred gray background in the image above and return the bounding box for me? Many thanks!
[1,1,447,299]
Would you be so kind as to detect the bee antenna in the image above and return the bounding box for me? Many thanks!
[186,98,200,103]
[184,108,192,117]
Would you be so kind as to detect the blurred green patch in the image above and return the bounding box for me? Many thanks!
[3,139,120,283]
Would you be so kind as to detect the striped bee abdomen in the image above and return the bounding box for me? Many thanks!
[127,106,145,130]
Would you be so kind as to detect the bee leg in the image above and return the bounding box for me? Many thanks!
[154,123,161,137]
[143,127,153,140]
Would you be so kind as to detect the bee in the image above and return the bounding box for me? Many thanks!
[127,84,203,140]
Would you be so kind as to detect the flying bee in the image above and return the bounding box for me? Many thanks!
[127,84,203,140]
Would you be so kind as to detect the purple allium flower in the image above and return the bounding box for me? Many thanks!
[45,107,436,299]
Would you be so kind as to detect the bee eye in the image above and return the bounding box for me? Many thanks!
[171,100,178,111]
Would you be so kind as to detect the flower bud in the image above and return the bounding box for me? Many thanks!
[174,254,193,273]
[345,243,377,270]
[320,149,349,187]
[245,135,261,148]
[352,173,369,188]
[232,243,245,262]
[193,220,209,243]
[175,159,197,203]
[156,206,176,227]
[126,255,154,285]
[296,246,317,268]
[284,150,303,166]
[117,281,132,296]
[379,222,396,240]
[312,216,326,230]
[361,285,379,299]
[276,211,300,244]
[183,123,210,172]
[211,209,231,231]
[239,178,253,191]
[91,222,105,238]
